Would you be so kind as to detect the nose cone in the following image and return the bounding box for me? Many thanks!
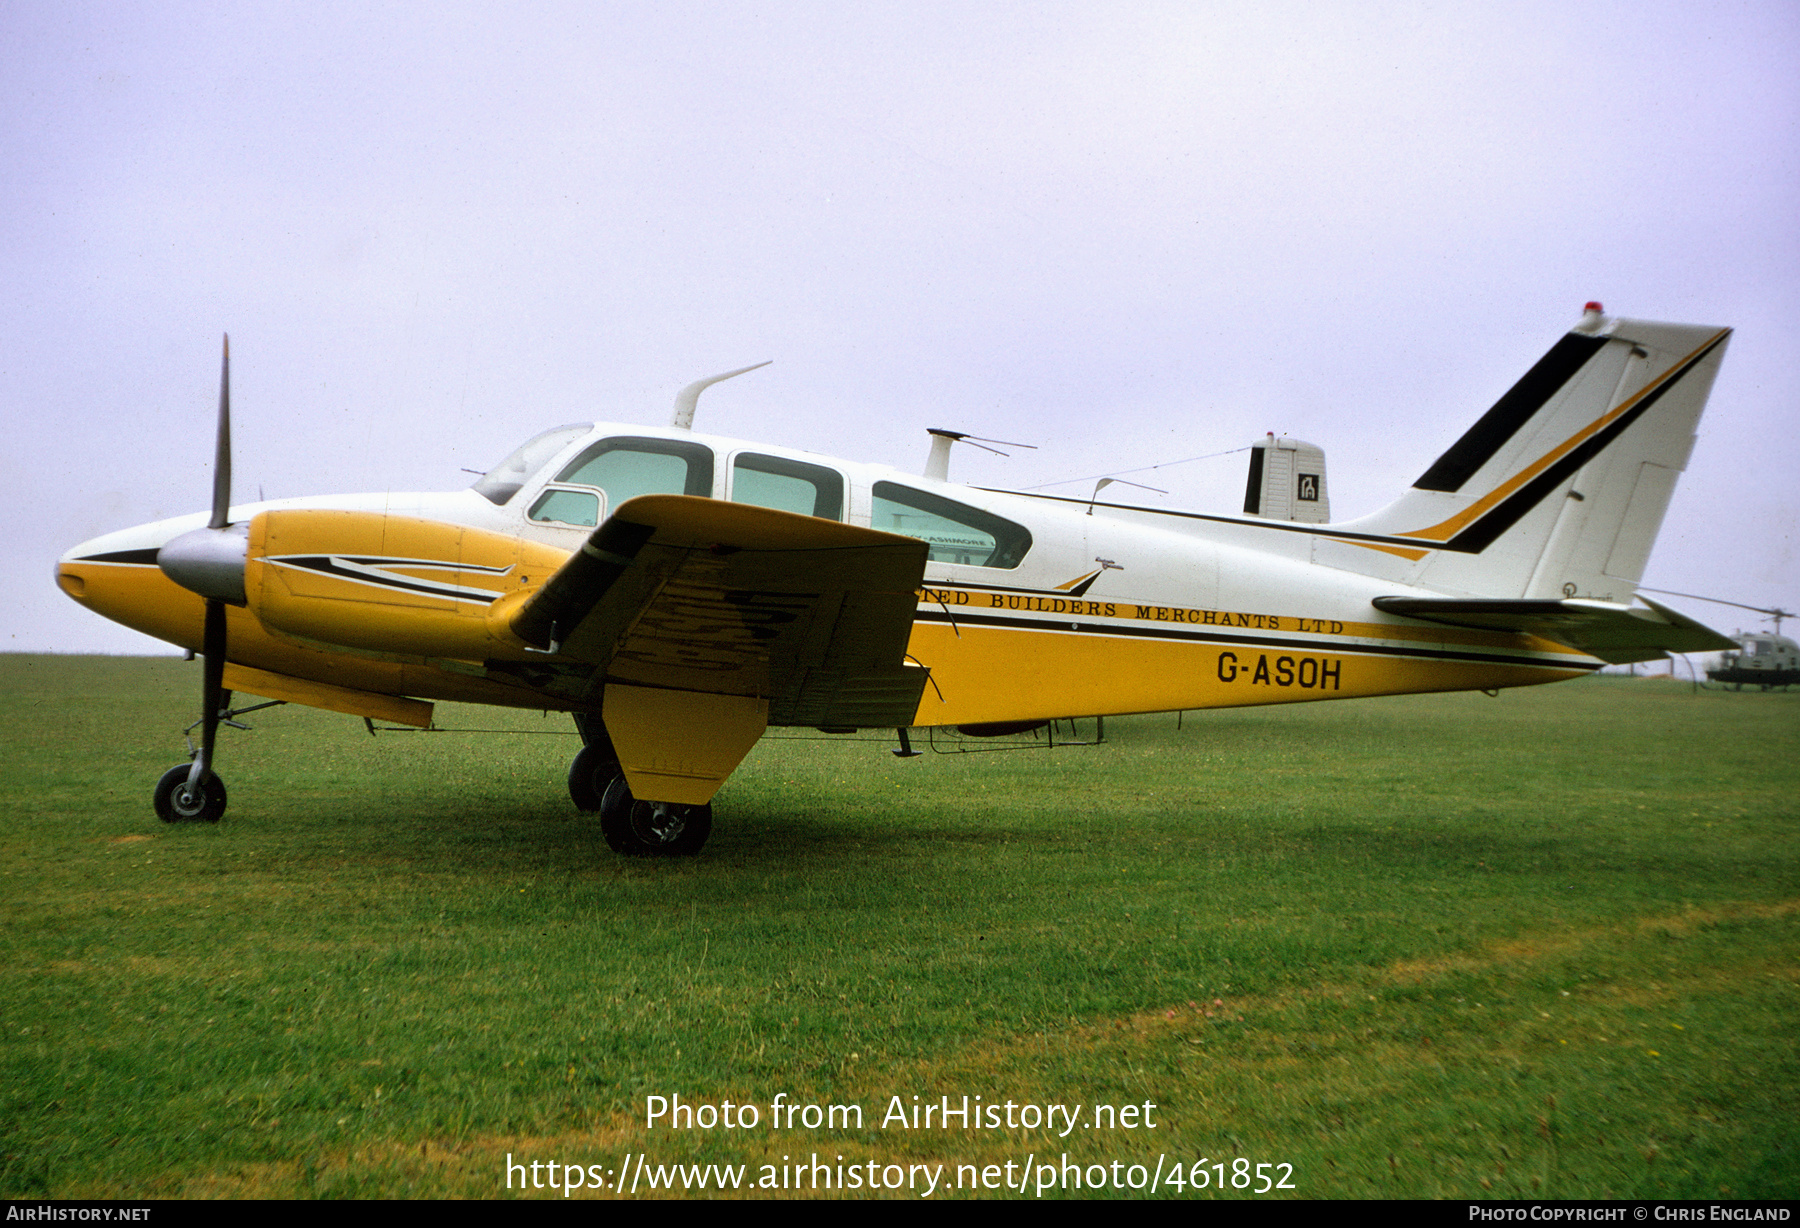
[56,521,186,604]
[157,524,249,604]
[56,512,215,646]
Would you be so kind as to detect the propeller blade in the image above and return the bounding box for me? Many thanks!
[210,334,231,530]
[161,335,248,602]
[187,336,234,796]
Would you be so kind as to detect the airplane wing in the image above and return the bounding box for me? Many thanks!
[502,495,932,729]
[1371,594,1735,664]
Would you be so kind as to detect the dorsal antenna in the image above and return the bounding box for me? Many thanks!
[1087,476,1166,515]
[670,361,772,430]
[922,429,1036,481]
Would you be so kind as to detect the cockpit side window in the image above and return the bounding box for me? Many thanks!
[554,437,715,506]
[870,482,1032,568]
[471,424,593,505]
[730,453,844,520]
[527,488,602,528]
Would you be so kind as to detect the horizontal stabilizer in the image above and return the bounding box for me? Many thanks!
[1371,594,1734,664]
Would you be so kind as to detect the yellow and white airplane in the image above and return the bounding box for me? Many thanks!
[57,304,1736,855]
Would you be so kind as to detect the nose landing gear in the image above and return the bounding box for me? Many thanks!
[153,764,227,823]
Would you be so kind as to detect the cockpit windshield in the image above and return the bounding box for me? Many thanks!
[470,424,592,505]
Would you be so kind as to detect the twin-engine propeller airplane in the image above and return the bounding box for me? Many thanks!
[58,305,1737,856]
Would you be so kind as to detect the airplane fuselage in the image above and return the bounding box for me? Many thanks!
[58,420,1594,728]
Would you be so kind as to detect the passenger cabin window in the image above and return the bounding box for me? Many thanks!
[870,481,1032,568]
[730,453,844,520]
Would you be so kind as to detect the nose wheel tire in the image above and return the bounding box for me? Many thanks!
[598,776,712,857]
[567,744,621,812]
[153,764,227,823]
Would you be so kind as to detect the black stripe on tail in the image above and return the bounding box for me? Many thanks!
[1414,333,1608,492]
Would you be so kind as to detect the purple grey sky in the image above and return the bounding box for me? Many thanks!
[6,2,1796,654]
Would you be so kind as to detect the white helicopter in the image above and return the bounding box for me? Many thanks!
[56,304,1736,855]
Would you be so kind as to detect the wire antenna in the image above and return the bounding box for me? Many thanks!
[1025,445,1251,491]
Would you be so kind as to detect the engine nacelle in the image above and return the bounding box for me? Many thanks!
[246,509,570,661]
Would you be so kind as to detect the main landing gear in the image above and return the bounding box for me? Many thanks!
[567,743,619,813]
[599,777,713,857]
[568,717,712,857]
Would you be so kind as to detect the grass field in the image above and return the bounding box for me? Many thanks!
[2,654,1795,1199]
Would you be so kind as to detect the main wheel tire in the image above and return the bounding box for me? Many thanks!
[598,776,712,856]
[153,764,227,823]
[568,744,621,812]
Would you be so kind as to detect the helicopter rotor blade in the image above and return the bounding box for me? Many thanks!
[1637,586,1794,621]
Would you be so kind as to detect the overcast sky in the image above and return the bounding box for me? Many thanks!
[5,1,1796,654]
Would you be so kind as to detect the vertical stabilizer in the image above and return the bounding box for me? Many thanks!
[1322,307,1730,601]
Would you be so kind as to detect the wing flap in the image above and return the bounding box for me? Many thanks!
[1372,594,1735,664]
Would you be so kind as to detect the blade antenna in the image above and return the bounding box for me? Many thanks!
[1086,476,1167,515]
[670,361,772,430]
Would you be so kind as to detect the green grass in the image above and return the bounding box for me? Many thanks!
[2,655,1796,1198]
